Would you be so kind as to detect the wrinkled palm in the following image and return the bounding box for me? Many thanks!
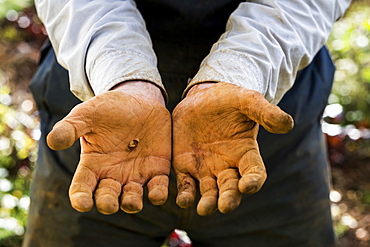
[173,83,293,216]
[47,91,171,214]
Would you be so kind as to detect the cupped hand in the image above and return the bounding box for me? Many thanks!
[172,82,293,216]
[47,82,171,215]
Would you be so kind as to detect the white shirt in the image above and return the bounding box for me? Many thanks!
[34,0,352,104]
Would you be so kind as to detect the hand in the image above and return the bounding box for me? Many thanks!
[173,82,293,216]
[47,81,171,214]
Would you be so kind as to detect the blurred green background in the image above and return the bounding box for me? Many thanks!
[0,0,369,246]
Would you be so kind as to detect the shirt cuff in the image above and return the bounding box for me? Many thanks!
[86,48,168,102]
[183,51,266,101]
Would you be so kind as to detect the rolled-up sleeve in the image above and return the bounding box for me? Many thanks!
[186,0,352,104]
[35,0,164,101]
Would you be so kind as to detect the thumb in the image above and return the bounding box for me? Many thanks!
[239,89,294,134]
[47,103,92,150]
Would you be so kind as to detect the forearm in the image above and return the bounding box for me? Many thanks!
[35,0,165,101]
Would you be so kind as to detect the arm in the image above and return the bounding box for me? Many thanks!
[35,0,166,101]
[186,0,352,104]
[36,1,171,214]
[173,0,352,215]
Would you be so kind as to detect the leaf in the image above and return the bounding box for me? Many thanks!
[362,67,370,83]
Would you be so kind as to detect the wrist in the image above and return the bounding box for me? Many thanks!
[111,81,166,106]
[186,82,217,97]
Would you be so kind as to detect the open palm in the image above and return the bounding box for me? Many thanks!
[173,83,293,215]
[47,91,171,215]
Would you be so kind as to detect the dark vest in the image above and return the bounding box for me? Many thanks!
[135,0,242,43]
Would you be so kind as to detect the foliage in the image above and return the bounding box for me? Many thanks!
[325,1,370,245]
[327,1,370,126]
[0,1,44,246]
[0,0,33,20]
[0,86,39,245]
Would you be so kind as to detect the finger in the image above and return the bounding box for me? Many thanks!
[217,168,242,214]
[239,90,294,134]
[147,175,169,206]
[176,174,197,209]
[197,176,218,216]
[47,104,91,150]
[94,178,121,215]
[120,182,143,214]
[238,148,267,194]
[69,165,98,212]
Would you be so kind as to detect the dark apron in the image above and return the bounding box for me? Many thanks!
[23,2,335,246]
